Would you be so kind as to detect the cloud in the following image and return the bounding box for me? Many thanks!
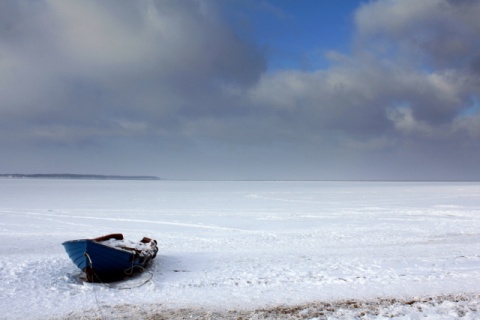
[354,0,480,71]
[1,0,480,179]
[0,0,266,144]
[239,0,480,179]
[353,0,480,139]
[250,0,480,143]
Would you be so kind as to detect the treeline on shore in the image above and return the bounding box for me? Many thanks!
[0,174,160,180]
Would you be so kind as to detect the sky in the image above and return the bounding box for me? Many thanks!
[1,0,480,180]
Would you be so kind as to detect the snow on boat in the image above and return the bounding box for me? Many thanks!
[62,233,158,282]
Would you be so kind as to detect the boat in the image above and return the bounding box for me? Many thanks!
[62,233,158,282]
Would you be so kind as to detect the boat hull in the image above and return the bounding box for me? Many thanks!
[62,235,157,282]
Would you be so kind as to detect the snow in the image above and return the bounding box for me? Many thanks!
[1,179,479,319]
[99,237,157,257]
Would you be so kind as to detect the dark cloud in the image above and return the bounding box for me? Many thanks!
[0,0,266,138]
[1,0,480,179]
[355,0,480,69]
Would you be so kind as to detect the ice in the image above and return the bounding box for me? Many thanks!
[0,180,479,319]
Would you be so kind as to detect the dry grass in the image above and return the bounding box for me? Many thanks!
[58,293,480,320]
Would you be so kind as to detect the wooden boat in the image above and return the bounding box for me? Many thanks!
[62,233,158,282]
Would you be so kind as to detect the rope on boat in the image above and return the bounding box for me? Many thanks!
[84,252,107,320]
[83,252,154,320]
[84,252,154,289]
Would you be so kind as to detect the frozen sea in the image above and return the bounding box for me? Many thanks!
[1,179,480,319]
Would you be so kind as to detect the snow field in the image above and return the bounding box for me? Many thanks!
[0,180,480,319]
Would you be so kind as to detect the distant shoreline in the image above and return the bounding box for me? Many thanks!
[0,174,160,181]
[1,175,478,182]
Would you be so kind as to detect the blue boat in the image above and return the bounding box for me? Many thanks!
[62,233,158,282]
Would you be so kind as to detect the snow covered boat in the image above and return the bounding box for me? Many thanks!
[62,233,158,282]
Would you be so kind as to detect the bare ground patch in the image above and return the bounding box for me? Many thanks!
[58,293,480,319]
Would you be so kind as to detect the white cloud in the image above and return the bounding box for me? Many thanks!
[386,106,433,136]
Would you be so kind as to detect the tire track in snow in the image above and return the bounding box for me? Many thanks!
[1,210,251,233]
